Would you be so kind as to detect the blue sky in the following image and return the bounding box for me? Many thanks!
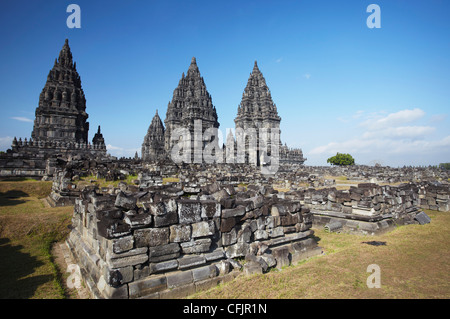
[0,0,449,166]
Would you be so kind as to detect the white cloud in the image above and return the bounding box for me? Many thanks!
[361,108,425,130]
[275,58,283,63]
[307,108,449,166]
[11,117,33,123]
[361,126,435,140]
[304,74,311,80]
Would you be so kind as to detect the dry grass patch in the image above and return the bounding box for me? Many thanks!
[191,210,450,299]
[0,181,73,299]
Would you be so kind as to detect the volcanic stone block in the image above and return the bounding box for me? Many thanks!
[271,246,290,269]
[107,266,134,287]
[224,241,250,258]
[96,208,123,220]
[108,252,148,269]
[154,209,178,227]
[148,243,180,262]
[178,254,206,269]
[112,235,134,254]
[178,200,202,224]
[268,226,284,238]
[180,238,212,254]
[220,217,237,232]
[97,219,131,239]
[222,206,246,218]
[115,191,137,210]
[150,259,179,273]
[128,274,167,298]
[201,200,221,218]
[166,270,194,289]
[204,248,225,261]
[280,213,299,226]
[243,261,263,275]
[169,224,191,243]
[134,227,169,247]
[191,220,215,238]
[148,201,166,216]
[254,229,269,240]
[92,195,115,211]
[124,213,152,228]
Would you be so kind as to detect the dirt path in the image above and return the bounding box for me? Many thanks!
[52,241,91,299]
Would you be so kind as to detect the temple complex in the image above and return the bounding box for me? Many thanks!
[142,59,305,166]
[0,39,107,178]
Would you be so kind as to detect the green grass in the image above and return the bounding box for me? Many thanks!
[78,174,139,188]
[0,181,73,299]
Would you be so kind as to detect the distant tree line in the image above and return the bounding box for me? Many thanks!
[439,163,450,170]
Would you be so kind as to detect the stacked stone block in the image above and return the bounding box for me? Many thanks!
[66,182,321,299]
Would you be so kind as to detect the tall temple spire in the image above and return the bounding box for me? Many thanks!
[234,60,282,166]
[31,38,89,144]
[142,109,165,162]
[164,57,219,153]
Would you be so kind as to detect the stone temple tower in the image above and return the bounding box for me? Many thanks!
[142,110,165,162]
[234,61,282,166]
[164,57,220,161]
[31,39,90,145]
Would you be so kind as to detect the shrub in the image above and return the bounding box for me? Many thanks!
[327,153,355,166]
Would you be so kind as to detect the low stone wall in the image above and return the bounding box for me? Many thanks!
[417,182,450,212]
[66,183,322,299]
[282,182,449,235]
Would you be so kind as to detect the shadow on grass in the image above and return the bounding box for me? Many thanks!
[0,237,52,299]
[0,190,29,206]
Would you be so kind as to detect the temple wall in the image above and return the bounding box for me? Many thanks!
[66,183,321,299]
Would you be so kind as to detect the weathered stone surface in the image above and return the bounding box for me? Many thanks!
[204,248,225,261]
[97,219,131,239]
[128,274,167,298]
[177,254,206,269]
[224,241,250,258]
[243,261,263,275]
[148,243,180,262]
[191,220,215,238]
[124,213,152,228]
[166,270,194,289]
[220,217,237,232]
[108,252,148,269]
[180,238,212,254]
[107,266,134,287]
[115,191,137,210]
[201,200,221,218]
[154,209,178,227]
[134,227,169,247]
[271,246,290,269]
[178,200,202,224]
[112,235,134,254]
[150,259,179,273]
[169,224,191,243]
[222,206,246,218]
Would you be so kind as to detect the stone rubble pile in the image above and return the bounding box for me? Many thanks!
[66,181,322,299]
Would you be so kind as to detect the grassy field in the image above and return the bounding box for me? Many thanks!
[191,209,450,299]
[0,180,449,299]
[0,180,73,299]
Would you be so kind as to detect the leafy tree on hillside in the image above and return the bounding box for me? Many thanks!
[327,152,355,166]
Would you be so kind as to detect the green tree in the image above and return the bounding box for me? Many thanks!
[439,163,450,170]
[327,152,355,166]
